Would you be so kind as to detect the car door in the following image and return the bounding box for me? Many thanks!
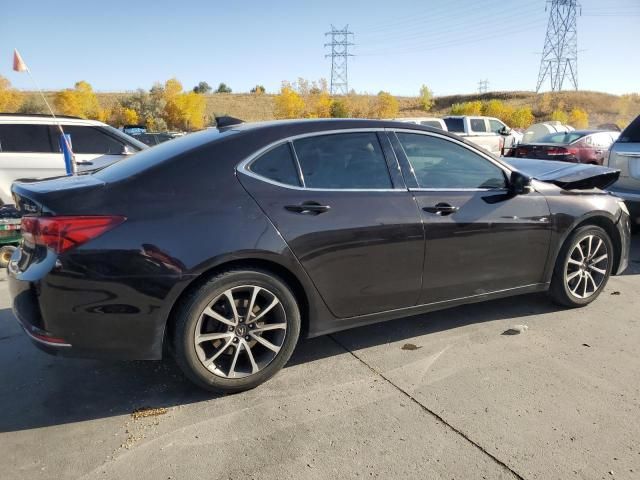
[390,130,552,305]
[52,125,129,171]
[0,124,66,203]
[237,130,425,318]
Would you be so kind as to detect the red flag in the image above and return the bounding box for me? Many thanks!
[13,49,27,72]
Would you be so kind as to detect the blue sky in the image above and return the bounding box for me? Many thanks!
[1,0,638,96]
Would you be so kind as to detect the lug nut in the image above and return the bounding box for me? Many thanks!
[228,326,234,332]
[249,324,255,329]
[233,337,239,343]
[245,335,250,340]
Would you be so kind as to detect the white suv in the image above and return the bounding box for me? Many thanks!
[0,114,146,204]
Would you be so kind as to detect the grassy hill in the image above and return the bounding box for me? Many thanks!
[34,90,640,129]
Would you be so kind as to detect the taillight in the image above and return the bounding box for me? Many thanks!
[546,147,568,155]
[20,216,125,253]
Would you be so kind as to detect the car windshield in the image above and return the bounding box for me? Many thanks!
[537,132,587,144]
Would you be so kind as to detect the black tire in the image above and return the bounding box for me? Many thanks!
[0,246,15,269]
[172,268,301,393]
[549,225,614,307]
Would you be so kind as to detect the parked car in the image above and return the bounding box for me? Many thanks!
[391,117,447,130]
[521,121,575,144]
[442,115,505,155]
[508,130,620,165]
[133,132,180,146]
[0,114,147,204]
[8,119,629,393]
[606,115,640,228]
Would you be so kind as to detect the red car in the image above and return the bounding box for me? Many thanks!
[509,130,620,165]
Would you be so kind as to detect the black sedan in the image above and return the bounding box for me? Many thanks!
[8,119,630,392]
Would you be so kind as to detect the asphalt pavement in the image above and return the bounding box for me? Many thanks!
[1,237,639,480]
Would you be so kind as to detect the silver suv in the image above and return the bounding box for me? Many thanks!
[606,115,640,228]
[0,114,146,204]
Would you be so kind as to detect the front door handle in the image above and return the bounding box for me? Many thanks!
[423,203,459,216]
[285,202,331,215]
[76,161,93,166]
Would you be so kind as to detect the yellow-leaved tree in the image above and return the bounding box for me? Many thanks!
[374,91,399,118]
[568,108,589,128]
[54,81,100,118]
[0,76,23,112]
[160,78,206,130]
[450,101,482,116]
[274,84,305,119]
[550,109,569,124]
[510,107,535,128]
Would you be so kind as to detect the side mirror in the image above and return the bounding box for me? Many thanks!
[509,170,531,195]
[120,144,135,155]
[499,126,512,135]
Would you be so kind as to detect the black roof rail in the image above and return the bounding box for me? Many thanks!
[0,113,83,119]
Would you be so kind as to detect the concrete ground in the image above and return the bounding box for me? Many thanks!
[1,238,639,480]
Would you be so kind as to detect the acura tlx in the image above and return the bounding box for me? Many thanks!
[8,119,630,392]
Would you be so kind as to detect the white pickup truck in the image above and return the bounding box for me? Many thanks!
[443,116,510,156]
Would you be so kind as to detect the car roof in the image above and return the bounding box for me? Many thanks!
[0,114,107,126]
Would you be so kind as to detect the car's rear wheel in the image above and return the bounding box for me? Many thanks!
[549,225,613,307]
[172,268,300,393]
[0,246,15,268]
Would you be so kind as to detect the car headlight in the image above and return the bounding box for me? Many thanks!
[618,200,630,215]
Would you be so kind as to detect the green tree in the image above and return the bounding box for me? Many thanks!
[192,81,212,94]
[216,83,232,94]
[419,84,434,111]
[250,85,266,94]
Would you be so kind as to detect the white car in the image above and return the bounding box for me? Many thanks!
[0,114,146,204]
[391,117,448,130]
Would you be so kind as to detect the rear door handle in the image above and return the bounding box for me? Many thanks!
[285,202,331,215]
[423,203,459,216]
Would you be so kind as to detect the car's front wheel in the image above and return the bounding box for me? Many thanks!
[172,268,301,393]
[549,225,614,307]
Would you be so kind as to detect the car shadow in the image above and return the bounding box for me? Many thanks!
[0,235,637,433]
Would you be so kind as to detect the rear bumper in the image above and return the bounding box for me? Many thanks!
[8,247,191,360]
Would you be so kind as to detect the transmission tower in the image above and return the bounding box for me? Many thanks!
[536,0,581,92]
[478,79,489,94]
[324,25,354,95]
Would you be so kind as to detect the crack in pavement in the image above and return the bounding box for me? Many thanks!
[328,334,526,480]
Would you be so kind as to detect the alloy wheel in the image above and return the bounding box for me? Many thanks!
[564,234,609,299]
[194,285,287,378]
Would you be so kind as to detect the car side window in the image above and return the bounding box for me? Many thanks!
[250,142,301,187]
[470,119,487,132]
[293,132,392,189]
[56,126,126,154]
[489,119,504,133]
[0,124,55,153]
[396,133,507,190]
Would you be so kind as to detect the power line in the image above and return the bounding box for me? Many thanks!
[536,0,581,92]
[324,25,354,96]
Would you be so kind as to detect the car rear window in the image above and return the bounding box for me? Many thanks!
[93,129,237,182]
[0,124,55,153]
[537,132,587,144]
[420,120,443,129]
[443,118,464,133]
[619,115,640,143]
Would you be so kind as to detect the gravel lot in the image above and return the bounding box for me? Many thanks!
[1,237,639,480]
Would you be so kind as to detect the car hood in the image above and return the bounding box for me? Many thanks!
[505,158,620,190]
